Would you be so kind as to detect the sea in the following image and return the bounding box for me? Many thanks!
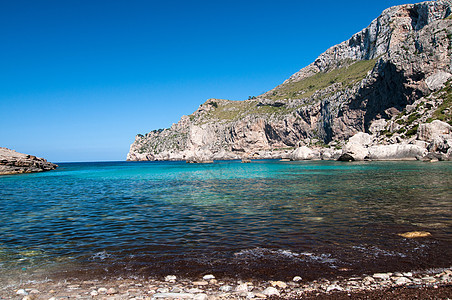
[0,160,451,284]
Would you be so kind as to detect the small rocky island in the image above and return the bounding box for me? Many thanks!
[0,147,58,175]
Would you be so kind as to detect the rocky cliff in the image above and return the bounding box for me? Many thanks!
[128,1,452,162]
[0,147,58,175]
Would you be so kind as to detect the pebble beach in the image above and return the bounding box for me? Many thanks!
[2,267,451,300]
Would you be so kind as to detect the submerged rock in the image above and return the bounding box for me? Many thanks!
[398,231,432,238]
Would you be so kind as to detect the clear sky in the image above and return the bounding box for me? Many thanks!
[0,0,412,162]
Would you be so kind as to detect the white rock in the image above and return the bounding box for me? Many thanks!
[417,120,452,142]
[326,284,343,292]
[403,272,413,277]
[290,146,319,160]
[395,277,412,285]
[425,71,452,91]
[90,290,98,296]
[373,273,391,280]
[412,140,429,149]
[262,287,280,296]
[194,293,208,300]
[348,132,373,146]
[235,283,249,292]
[367,144,426,160]
[171,287,184,293]
[202,274,215,280]
[320,148,337,160]
[97,287,108,294]
[342,142,369,161]
[270,281,287,288]
[16,289,28,296]
[165,275,177,282]
[188,288,204,293]
[292,276,302,282]
[219,285,233,292]
[152,293,195,299]
[157,287,170,293]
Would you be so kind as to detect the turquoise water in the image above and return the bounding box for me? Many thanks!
[0,160,451,281]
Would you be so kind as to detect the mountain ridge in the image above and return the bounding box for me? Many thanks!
[128,0,452,162]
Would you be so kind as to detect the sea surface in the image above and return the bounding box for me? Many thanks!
[0,160,451,283]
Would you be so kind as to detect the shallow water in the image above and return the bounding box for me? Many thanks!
[0,160,451,282]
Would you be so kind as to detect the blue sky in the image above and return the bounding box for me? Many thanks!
[0,0,412,162]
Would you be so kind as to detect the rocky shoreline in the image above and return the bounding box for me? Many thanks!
[3,267,451,300]
[127,1,452,164]
[0,147,58,175]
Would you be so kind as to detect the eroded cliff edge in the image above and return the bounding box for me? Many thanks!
[0,147,58,175]
[128,1,452,162]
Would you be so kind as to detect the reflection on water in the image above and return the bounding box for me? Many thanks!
[0,160,451,281]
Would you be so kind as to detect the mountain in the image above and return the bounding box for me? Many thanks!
[128,1,452,162]
[0,147,58,175]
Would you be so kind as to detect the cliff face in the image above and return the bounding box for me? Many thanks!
[128,1,452,162]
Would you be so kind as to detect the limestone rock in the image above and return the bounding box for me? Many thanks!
[348,132,373,146]
[235,283,248,292]
[0,147,58,175]
[340,133,373,161]
[417,120,452,142]
[425,71,452,91]
[202,274,215,280]
[262,287,279,296]
[367,144,426,160]
[152,292,194,299]
[395,277,412,285]
[165,275,177,282]
[127,2,452,162]
[290,146,319,160]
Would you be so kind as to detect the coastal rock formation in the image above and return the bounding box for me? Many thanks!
[128,1,452,162]
[0,147,58,175]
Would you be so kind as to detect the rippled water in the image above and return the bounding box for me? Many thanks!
[0,160,451,282]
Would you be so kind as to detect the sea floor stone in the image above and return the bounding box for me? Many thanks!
[262,287,279,296]
[398,231,432,238]
[153,292,194,299]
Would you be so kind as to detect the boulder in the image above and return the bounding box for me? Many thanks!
[290,146,319,160]
[427,136,451,153]
[367,144,427,160]
[348,132,373,146]
[417,120,451,142]
[321,148,342,160]
[425,71,452,91]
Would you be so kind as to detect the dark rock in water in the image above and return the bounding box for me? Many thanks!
[0,147,58,175]
[337,153,355,162]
